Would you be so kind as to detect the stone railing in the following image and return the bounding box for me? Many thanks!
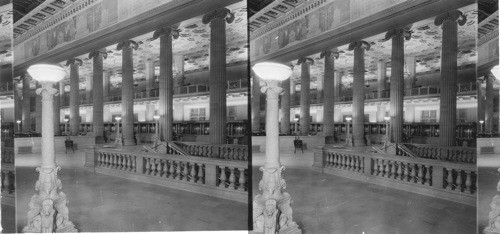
[401,143,476,164]
[313,147,476,206]
[1,147,15,206]
[86,147,248,202]
[173,142,249,161]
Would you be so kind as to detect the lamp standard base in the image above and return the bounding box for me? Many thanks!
[253,166,301,234]
[23,166,78,233]
[115,133,123,146]
[345,134,353,147]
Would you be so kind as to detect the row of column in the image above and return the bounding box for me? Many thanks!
[258,10,466,147]
[18,8,233,146]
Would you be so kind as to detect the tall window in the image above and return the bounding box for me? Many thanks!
[421,110,437,123]
[190,108,206,121]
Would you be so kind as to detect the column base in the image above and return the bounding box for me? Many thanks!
[485,195,500,234]
[23,166,78,233]
[253,166,301,234]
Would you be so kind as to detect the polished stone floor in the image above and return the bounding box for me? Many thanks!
[15,148,248,232]
[477,153,500,233]
[252,147,476,234]
[1,205,15,233]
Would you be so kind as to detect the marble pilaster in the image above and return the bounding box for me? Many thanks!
[280,78,291,134]
[89,50,106,141]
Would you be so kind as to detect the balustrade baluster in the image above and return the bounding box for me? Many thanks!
[229,168,236,189]
[403,163,409,181]
[146,158,151,174]
[333,154,338,168]
[358,156,363,173]
[238,169,246,191]
[424,165,431,186]
[190,163,196,182]
[220,167,227,187]
[446,168,453,190]
[199,165,205,184]
[183,162,189,181]
[176,162,182,180]
[456,170,463,192]
[169,160,175,178]
[132,156,137,172]
[410,163,416,183]
[465,170,472,193]
[389,161,396,179]
[112,154,118,169]
[156,160,162,176]
[163,160,168,178]
[396,162,402,180]
[121,155,127,171]
[417,164,424,184]
[350,156,355,171]
[119,155,124,170]
[326,153,332,167]
[127,155,132,171]
[97,153,102,166]
[373,159,379,175]
[343,155,348,170]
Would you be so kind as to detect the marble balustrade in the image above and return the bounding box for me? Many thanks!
[401,143,476,164]
[313,147,476,206]
[1,147,15,206]
[173,142,248,161]
[86,147,248,202]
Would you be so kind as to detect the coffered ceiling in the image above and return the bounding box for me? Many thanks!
[289,4,477,88]
[0,3,12,67]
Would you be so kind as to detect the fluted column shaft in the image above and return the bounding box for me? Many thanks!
[351,43,367,146]
[22,76,31,132]
[91,51,105,139]
[53,83,60,135]
[160,33,174,142]
[299,59,311,135]
[478,81,485,132]
[486,74,494,133]
[35,82,42,133]
[323,51,337,136]
[38,83,57,168]
[208,17,227,144]
[280,79,291,134]
[436,11,465,146]
[145,58,154,98]
[69,63,80,135]
[121,44,135,145]
[377,60,387,98]
[390,33,405,144]
[251,71,261,132]
[334,71,342,102]
[264,80,282,167]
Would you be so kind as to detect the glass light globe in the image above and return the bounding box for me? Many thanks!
[479,120,484,124]
[491,65,499,79]
[384,116,390,121]
[16,120,21,124]
[346,117,352,121]
[252,62,292,81]
[153,115,160,120]
[115,117,122,121]
[27,64,66,83]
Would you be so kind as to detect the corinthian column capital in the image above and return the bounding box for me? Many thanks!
[65,58,83,66]
[348,40,371,51]
[320,49,339,59]
[384,27,413,41]
[434,10,467,26]
[88,49,108,60]
[296,57,314,65]
[116,40,139,51]
[151,26,181,41]
[202,8,235,25]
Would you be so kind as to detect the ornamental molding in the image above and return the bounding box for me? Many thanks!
[478,29,499,47]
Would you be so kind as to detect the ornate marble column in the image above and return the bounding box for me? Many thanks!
[66,58,82,136]
[203,8,234,144]
[251,71,261,132]
[117,40,139,145]
[23,65,77,233]
[385,27,411,144]
[377,60,387,98]
[405,56,417,90]
[153,26,179,142]
[280,78,291,134]
[334,70,342,102]
[484,168,500,234]
[321,49,339,137]
[298,57,313,136]
[486,74,495,133]
[252,62,300,234]
[89,49,107,142]
[35,82,42,133]
[348,41,370,146]
[22,75,32,132]
[435,10,467,146]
